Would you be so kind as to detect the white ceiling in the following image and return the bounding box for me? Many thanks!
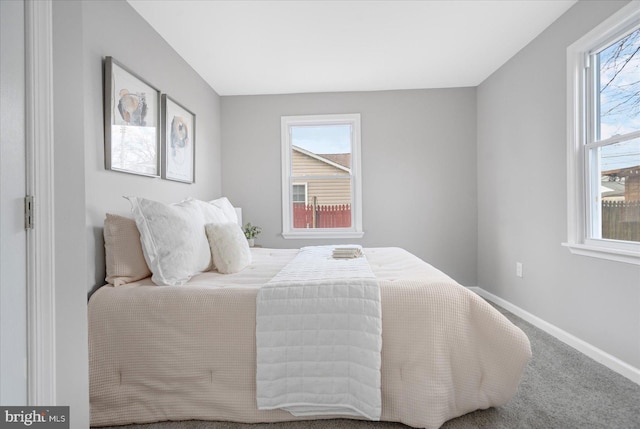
[127,0,576,96]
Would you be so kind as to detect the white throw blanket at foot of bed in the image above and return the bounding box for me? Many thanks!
[256,245,382,420]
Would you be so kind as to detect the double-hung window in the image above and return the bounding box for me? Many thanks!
[566,1,640,264]
[281,114,363,239]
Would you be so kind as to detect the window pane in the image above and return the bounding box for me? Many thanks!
[290,124,353,229]
[597,27,640,141]
[282,114,362,238]
[599,137,640,242]
[291,125,352,172]
[292,179,352,229]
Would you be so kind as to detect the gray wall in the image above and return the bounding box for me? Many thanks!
[221,89,478,286]
[52,1,89,425]
[52,0,222,425]
[477,0,640,368]
[80,0,223,292]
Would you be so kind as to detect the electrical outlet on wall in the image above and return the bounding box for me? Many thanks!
[516,262,523,278]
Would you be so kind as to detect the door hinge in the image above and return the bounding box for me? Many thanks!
[25,195,34,229]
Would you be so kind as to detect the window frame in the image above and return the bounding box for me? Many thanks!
[565,0,640,265]
[281,113,364,239]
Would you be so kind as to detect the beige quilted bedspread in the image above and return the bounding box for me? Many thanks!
[89,247,531,429]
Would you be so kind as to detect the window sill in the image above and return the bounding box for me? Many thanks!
[282,230,364,240]
[562,242,640,265]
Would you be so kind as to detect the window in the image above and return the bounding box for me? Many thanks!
[566,1,640,265]
[292,183,307,204]
[281,114,363,239]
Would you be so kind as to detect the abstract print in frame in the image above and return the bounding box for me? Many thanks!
[104,56,160,177]
[162,95,195,183]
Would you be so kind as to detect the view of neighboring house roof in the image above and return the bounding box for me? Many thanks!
[292,145,351,172]
[319,153,351,169]
[602,166,640,200]
[601,177,626,198]
[602,165,640,178]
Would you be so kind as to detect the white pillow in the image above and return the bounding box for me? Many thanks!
[127,197,212,286]
[205,223,252,274]
[196,199,229,225]
[209,197,238,224]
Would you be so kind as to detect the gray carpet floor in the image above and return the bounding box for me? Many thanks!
[96,303,640,429]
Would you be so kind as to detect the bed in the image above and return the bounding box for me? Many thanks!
[89,197,531,429]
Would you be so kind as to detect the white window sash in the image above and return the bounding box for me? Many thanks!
[281,114,363,239]
[564,1,640,265]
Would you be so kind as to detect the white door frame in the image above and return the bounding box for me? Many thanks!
[25,0,56,406]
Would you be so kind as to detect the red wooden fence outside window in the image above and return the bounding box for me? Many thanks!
[293,203,351,228]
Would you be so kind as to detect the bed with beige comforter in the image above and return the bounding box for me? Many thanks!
[89,247,531,429]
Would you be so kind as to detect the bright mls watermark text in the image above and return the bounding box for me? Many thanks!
[1,407,69,428]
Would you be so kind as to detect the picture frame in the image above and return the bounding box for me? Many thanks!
[104,56,160,177]
[161,95,196,183]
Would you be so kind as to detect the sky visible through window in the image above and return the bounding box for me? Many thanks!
[598,27,640,171]
[291,125,351,155]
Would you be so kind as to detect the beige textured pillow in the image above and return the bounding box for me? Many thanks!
[104,213,151,286]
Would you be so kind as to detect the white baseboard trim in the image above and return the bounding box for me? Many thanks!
[467,286,640,386]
